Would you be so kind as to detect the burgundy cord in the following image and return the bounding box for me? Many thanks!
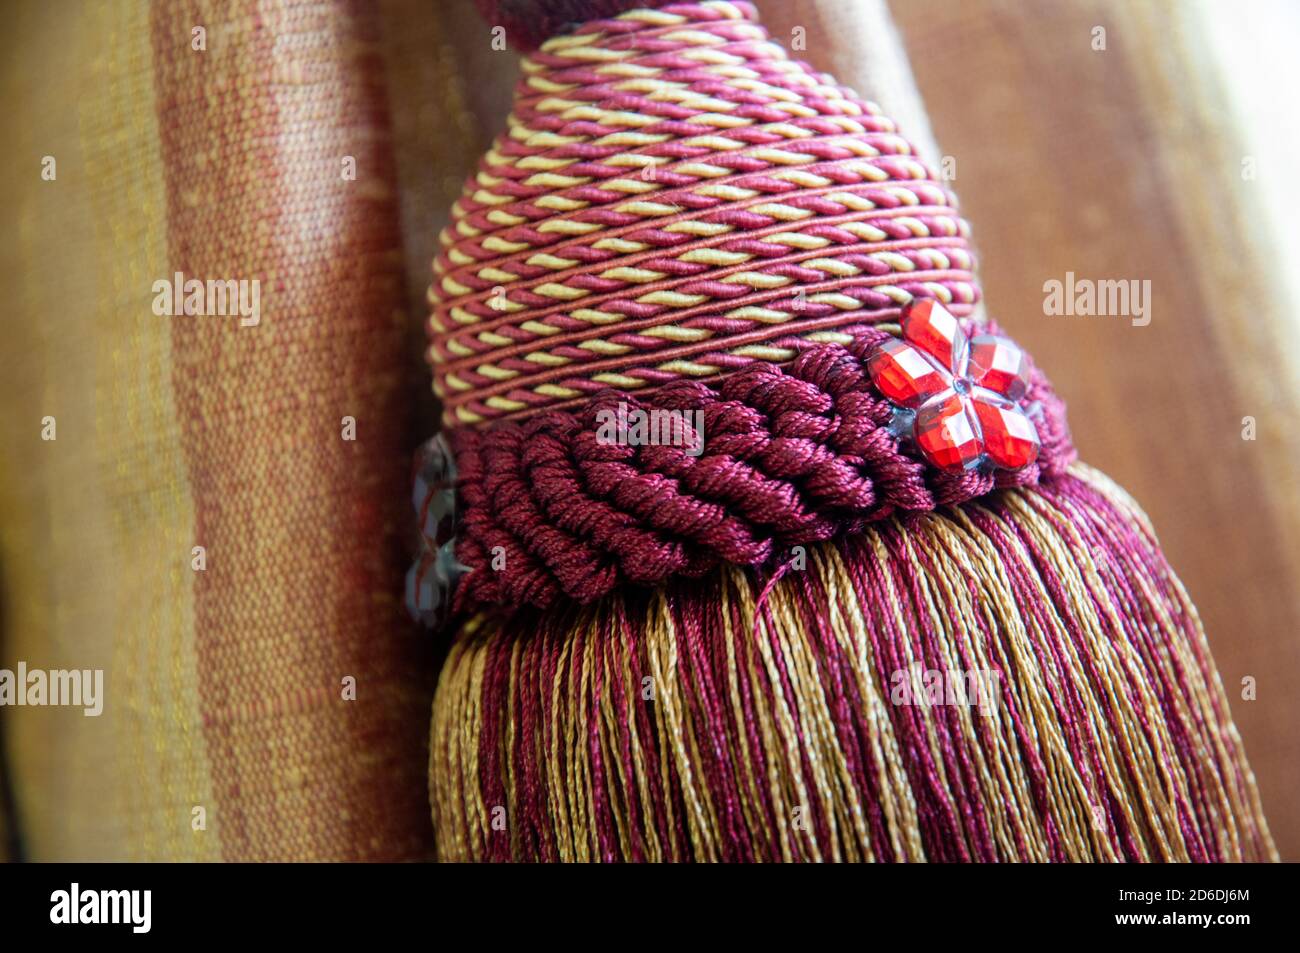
[449,324,1073,611]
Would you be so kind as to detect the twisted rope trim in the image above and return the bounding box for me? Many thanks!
[448,324,1074,612]
[429,0,979,426]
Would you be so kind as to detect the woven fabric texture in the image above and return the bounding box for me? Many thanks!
[0,0,434,860]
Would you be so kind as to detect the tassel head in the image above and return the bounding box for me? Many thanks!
[421,1,1275,862]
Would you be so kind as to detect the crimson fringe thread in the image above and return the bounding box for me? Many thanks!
[431,467,1276,862]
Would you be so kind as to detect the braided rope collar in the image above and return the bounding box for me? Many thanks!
[410,311,1073,619]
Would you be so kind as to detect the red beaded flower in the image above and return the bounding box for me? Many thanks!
[867,299,1040,472]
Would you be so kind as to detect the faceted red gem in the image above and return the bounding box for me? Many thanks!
[915,392,982,471]
[968,334,1029,402]
[866,338,950,408]
[901,298,967,373]
[973,400,1040,469]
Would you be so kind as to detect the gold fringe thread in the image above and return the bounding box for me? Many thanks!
[430,464,1276,862]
